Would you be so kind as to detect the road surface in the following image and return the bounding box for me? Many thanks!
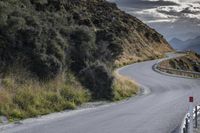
[1,53,200,133]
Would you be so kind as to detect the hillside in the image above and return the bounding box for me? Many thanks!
[0,0,172,120]
[159,52,200,73]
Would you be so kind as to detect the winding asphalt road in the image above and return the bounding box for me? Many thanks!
[1,53,200,133]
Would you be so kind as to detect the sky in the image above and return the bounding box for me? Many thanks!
[107,0,200,41]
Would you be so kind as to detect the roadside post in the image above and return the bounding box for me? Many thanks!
[195,106,198,128]
[189,96,194,133]
[186,118,189,133]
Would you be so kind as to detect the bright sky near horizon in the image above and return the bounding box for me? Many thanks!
[108,0,200,41]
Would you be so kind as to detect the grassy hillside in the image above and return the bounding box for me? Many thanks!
[0,68,91,120]
[0,0,172,120]
[159,52,200,72]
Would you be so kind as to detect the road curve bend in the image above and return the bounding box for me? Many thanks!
[1,53,200,133]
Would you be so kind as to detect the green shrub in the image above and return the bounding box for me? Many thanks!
[69,26,96,72]
[96,30,123,60]
[31,54,62,80]
[80,63,114,100]
[31,0,48,5]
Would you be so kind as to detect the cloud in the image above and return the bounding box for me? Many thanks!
[144,0,199,3]
[109,0,200,40]
[147,19,177,23]
[110,0,179,8]
[112,0,200,23]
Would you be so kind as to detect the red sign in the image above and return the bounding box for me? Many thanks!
[189,96,193,102]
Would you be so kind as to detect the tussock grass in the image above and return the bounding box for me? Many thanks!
[0,68,90,121]
[0,66,139,121]
[112,72,139,101]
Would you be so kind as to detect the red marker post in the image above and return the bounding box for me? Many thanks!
[189,96,194,133]
[189,96,193,103]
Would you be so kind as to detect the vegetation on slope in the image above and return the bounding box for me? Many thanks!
[0,67,90,120]
[0,0,171,120]
[112,73,138,101]
[159,52,200,72]
[0,66,138,120]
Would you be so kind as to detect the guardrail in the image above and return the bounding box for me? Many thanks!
[153,53,200,79]
[156,66,200,78]
[153,54,200,133]
[182,105,200,133]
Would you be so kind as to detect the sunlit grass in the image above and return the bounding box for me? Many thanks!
[112,72,139,101]
[0,68,90,121]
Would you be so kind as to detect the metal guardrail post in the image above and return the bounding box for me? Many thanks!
[156,64,200,78]
[183,127,186,133]
[195,106,198,128]
[186,117,189,133]
[189,96,194,133]
[182,105,200,133]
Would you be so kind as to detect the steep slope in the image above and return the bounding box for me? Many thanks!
[0,0,172,72]
[84,0,173,66]
[0,0,172,95]
[0,0,172,120]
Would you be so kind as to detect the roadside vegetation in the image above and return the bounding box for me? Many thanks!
[159,52,200,72]
[112,73,138,101]
[0,66,138,121]
[0,0,171,121]
[0,67,90,120]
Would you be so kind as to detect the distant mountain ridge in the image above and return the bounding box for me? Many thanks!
[170,36,200,53]
[169,38,184,50]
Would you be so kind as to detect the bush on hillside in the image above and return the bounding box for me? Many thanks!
[79,63,114,100]
[31,54,62,79]
[69,26,96,72]
[0,0,140,102]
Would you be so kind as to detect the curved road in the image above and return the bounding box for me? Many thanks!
[2,54,200,133]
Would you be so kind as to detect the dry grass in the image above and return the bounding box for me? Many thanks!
[114,35,171,68]
[0,66,139,121]
[115,51,164,68]
[112,72,139,101]
[0,68,90,121]
[159,52,200,72]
